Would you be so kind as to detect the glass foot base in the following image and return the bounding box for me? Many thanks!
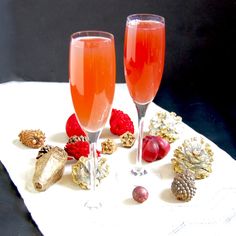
[131,167,148,176]
[84,200,102,210]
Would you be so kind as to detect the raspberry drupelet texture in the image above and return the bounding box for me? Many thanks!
[64,135,100,160]
[109,109,134,136]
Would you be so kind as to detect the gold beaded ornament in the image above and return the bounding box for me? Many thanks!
[101,138,117,154]
[120,131,135,148]
[18,129,45,148]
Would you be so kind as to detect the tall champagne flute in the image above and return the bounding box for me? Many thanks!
[69,31,116,208]
[124,14,165,176]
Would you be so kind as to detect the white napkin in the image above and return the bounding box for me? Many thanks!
[0,82,236,236]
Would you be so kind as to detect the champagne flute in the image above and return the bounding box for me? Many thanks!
[69,31,116,208]
[124,14,165,176]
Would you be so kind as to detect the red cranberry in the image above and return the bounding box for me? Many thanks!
[142,135,170,162]
[154,136,170,159]
[142,136,159,162]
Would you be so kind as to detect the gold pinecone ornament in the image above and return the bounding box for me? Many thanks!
[149,111,182,143]
[19,129,46,148]
[171,170,196,201]
[171,136,214,179]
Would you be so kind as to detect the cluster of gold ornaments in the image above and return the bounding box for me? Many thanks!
[170,136,214,201]
[18,129,67,192]
[72,132,135,189]
[101,131,135,154]
[18,111,215,203]
[18,128,136,192]
[148,111,215,201]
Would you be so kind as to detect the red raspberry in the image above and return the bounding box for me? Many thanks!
[65,113,86,138]
[64,136,101,160]
[110,109,134,135]
[65,140,89,160]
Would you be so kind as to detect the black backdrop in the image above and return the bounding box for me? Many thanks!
[0,0,234,85]
[0,1,235,235]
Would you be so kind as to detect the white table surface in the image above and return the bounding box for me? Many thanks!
[0,81,236,236]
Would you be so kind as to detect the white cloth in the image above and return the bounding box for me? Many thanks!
[0,82,236,236]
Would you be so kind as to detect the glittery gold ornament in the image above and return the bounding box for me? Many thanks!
[171,136,214,179]
[33,147,68,191]
[120,131,135,147]
[101,139,116,154]
[149,111,182,143]
[72,157,109,189]
[19,129,45,148]
[171,170,196,201]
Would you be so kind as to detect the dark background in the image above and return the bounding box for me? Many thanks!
[0,0,235,235]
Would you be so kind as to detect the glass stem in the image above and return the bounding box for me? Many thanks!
[135,103,149,170]
[87,131,101,191]
[89,142,97,192]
